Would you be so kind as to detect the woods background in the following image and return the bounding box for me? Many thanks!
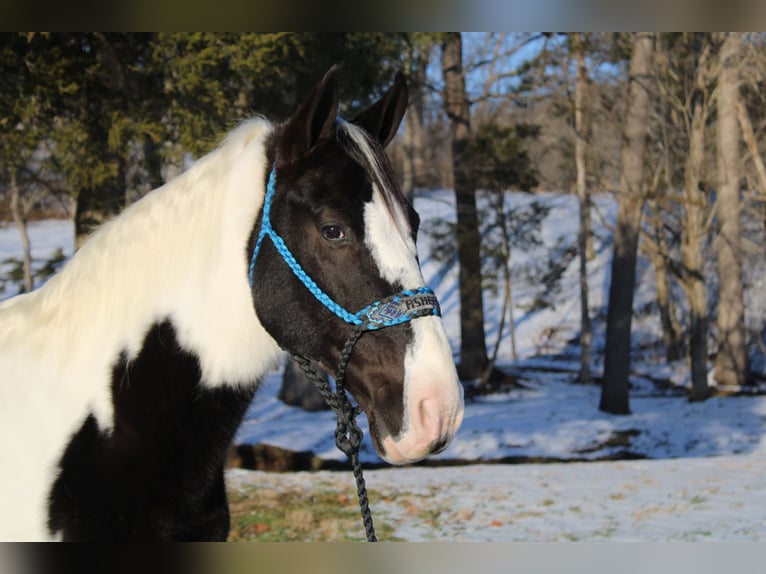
[2,32,766,415]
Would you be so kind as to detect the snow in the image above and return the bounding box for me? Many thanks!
[0,220,74,264]
[3,190,766,542]
[0,219,73,297]
[236,368,766,464]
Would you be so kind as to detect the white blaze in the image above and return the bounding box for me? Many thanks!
[345,122,464,464]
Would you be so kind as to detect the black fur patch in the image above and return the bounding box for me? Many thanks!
[47,319,257,541]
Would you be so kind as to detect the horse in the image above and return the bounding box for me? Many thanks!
[0,66,464,541]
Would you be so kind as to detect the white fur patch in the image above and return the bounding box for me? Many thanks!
[0,118,283,540]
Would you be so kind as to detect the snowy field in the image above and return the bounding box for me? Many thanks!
[230,368,766,541]
[2,189,766,543]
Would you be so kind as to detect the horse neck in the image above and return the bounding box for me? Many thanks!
[4,119,282,388]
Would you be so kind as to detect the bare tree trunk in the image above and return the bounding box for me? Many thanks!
[655,124,683,362]
[737,99,766,231]
[506,256,517,362]
[682,39,712,402]
[648,199,682,361]
[600,32,655,414]
[141,135,165,197]
[442,32,489,380]
[714,32,750,388]
[736,100,766,199]
[482,190,516,388]
[573,33,592,384]
[9,168,33,293]
[402,44,429,201]
[497,193,517,362]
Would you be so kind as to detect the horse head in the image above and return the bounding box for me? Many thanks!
[249,66,464,464]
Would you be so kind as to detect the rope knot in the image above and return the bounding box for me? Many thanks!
[334,410,364,457]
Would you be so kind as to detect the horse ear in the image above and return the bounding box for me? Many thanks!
[352,71,408,148]
[278,64,341,162]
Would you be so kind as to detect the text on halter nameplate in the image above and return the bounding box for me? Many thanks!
[363,293,440,327]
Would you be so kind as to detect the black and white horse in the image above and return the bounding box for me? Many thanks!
[0,67,464,541]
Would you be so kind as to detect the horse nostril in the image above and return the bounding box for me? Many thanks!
[428,435,449,455]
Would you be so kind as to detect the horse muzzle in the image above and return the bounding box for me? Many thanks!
[376,377,465,465]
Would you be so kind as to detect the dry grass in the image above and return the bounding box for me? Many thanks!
[227,482,400,542]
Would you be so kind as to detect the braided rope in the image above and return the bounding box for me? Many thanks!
[294,327,377,541]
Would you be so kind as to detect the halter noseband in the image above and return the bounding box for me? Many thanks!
[248,165,441,330]
[248,164,444,542]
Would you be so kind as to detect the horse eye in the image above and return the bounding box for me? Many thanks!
[321,225,346,241]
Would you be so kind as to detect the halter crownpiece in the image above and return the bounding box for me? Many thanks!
[249,165,442,331]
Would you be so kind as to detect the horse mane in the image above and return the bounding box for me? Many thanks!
[0,117,281,391]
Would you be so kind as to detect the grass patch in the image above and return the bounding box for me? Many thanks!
[227,483,400,542]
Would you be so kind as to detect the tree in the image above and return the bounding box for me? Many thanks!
[155,33,412,154]
[641,62,683,364]
[600,32,655,415]
[737,101,766,208]
[0,34,48,292]
[463,123,539,388]
[0,33,77,291]
[400,34,435,200]
[714,32,750,388]
[572,32,594,384]
[7,169,39,292]
[646,33,722,401]
[32,34,161,246]
[643,155,683,363]
[441,32,490,381]
[678,34,715,402]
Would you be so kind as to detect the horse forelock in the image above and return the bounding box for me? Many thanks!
[337,123,412,238]
[335,121,421,289]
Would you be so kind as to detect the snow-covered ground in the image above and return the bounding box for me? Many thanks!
[227,451,766,541]
[2,189,766,542]
[230,365,766,541]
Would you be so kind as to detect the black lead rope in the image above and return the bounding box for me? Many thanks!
[293,326,378,542]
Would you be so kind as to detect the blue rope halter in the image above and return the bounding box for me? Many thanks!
[248,165,441,331]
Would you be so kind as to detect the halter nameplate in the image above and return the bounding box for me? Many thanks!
[357,289,440,331]
[249,166,441,331]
